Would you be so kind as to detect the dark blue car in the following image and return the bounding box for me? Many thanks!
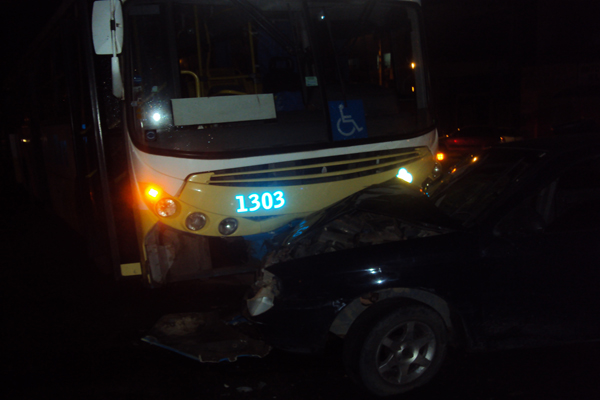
[246,134,600,396]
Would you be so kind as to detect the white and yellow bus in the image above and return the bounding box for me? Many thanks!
[11,0,439,286]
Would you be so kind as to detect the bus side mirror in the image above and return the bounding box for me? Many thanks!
[92,0,124,99]
[92,0,123,55]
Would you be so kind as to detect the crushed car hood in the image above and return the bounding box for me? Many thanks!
[264,179,462,267]
[354,180,462,230]
[281,179,461,245]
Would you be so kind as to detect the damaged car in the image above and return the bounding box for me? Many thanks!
[246,134,600,396]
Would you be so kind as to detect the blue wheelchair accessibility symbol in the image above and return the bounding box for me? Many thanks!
[329,100,368,141]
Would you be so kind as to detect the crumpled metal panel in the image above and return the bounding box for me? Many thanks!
[264,210,438,267]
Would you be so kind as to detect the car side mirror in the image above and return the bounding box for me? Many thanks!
[494,207,546,237]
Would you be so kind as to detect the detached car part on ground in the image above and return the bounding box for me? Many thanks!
[246,134,600,396]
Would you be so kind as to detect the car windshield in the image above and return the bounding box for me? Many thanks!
[126,0,433,156]
[270,148,542,253]
[429,150,540,223]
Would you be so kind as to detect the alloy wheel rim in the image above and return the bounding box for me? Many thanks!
[375,320,436,385]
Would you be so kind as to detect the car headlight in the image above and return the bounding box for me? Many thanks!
[247,288,275,316]
[247,270,277,316]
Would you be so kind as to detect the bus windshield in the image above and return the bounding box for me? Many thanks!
[126,0,433,157]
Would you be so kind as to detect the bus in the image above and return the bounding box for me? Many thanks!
[9,0,439,287]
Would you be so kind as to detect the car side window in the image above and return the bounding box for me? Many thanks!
[546,157,600,232]
[495,156,600,236]
[494,192,548,237]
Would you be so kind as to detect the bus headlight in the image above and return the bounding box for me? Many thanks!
[185,212,207,231]
[219,218,238,235]
[397,167,413,183]
[156,198,177,217]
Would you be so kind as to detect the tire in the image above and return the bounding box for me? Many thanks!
[345,305,447,397]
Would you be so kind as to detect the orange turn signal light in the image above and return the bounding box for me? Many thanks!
[143,185,163,203]
[147,187,159,198]
[141,184,179,217]
[436,153,445,161]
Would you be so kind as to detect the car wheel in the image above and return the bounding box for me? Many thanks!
[346,305,447,397]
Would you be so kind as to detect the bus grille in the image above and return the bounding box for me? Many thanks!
[204,147,426,187]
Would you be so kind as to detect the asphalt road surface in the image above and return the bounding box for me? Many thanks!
[2,180,599,400]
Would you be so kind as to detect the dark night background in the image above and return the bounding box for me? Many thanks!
[1,0,600,399]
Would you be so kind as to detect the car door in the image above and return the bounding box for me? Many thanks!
[478,156,600,348]
[537,157,600,340]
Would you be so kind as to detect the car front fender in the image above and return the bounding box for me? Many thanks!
[330,287,453,337]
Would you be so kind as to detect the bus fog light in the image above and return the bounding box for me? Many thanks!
[219,218,238,235]
[185,212,207,231]
[156,198,177,217]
